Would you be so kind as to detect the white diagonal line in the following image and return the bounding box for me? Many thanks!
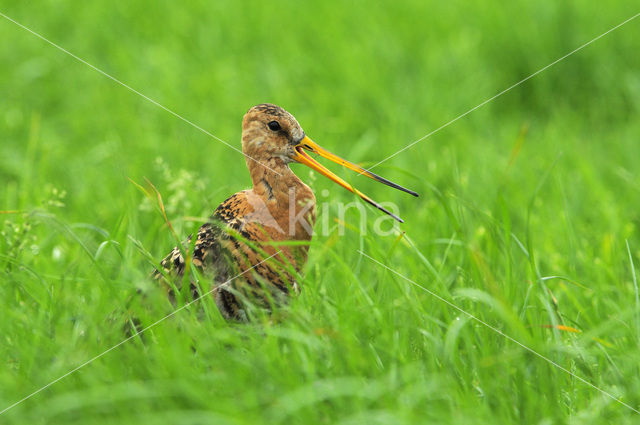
[361,11,640,174]
[0,251,281,416]
[0,10,282,176]
[358,250,640,415]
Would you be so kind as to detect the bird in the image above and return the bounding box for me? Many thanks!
[153,103,418,321]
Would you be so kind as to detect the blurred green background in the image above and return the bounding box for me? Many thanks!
[1,1,639,424]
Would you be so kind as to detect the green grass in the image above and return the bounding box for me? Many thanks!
[2,1,640,423]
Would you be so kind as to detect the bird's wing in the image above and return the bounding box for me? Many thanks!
[152,223,212,279]
[152,191,250,282]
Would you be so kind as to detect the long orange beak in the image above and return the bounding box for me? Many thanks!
[292,135,418,223]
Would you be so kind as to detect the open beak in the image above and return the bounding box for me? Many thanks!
[292,135,418,223]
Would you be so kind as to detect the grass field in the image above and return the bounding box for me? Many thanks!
[2,1,640,423]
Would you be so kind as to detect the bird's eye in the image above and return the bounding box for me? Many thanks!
[267,121,281,131]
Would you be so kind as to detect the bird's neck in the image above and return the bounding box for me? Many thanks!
[247,158,317,240]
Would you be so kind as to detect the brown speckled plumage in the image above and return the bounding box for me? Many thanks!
[154,103,417,320]
[154,104,315,320]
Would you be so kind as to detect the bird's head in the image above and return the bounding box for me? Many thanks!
[241,103,305,162]
[242,103,418,222]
